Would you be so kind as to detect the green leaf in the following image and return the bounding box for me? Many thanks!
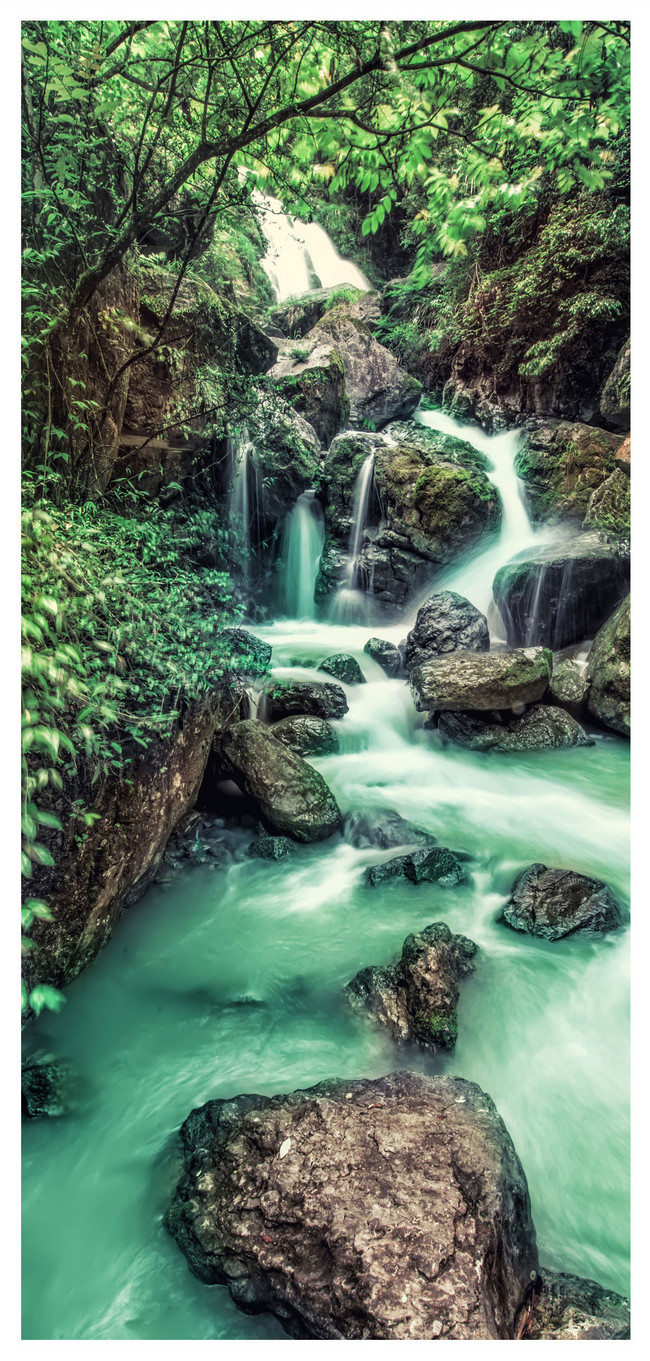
[29,985,66,1017]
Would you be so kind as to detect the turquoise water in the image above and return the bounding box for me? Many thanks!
[22,419,630,1340]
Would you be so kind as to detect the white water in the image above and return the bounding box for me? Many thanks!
[331,452,377,624]
[253,187,371,302]
[280,491,324,619]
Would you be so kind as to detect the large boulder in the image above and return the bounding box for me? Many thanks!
[410,647,552,714]
[267,337,347,448]
[165,1070,539,1339]
[364,846,466,887]
[342,809,435,850]
[247,392,321,526]
[514,420,622,525]
[266,285,376,340]
[263,679,348,722]
[345,922,478,1051]
[492,535,629,650]
[526,1269,630,1341]
[597,338,630,432]
[382,419,491,473]
[270,714,339,757]
[499,863,622,940]
[405,591,489,672]
[586,595,630,737]
[318,653,365,685]
[317,430,385,540]
[363,637,401,676]
[437,705,592,753]
[310,305,422,430]
[222,721,341,842]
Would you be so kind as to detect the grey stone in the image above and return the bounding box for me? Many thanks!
[499,863,622,940]
[410,647,552,713]
[405,591,489,671]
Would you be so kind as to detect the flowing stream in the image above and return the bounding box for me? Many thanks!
[22,218,629,1340]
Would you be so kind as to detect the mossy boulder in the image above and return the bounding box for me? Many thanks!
[268,337,347,447]
[246,391,321,526]
[514,420,621,525]
[345,921,478,1052]
[526,1270,630,1340]
[586,595,630,737]
[584,469,630,541]
[383,420,491,473]
[373,440,500,563]
[317,430,385,539]
[410,647,552,714]
[222,720,341,842]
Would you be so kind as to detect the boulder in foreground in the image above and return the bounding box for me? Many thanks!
[345,922,477,1051]
[499,863,622,940]
[222,721,341,842]
[165,1070,538,1339]
[270,714,339,757]
[410,647,552,713]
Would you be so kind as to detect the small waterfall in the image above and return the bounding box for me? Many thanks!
[281,491,325,619]
[252,187,371,302]
[227,427,261,581]
[331,453,376,623]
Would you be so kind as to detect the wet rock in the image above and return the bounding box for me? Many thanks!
[268,336,347,448]
[499,863,622,940]
[383,419,491,473]
[317,430,385,540]
[546,658,588,720]
[353,536,435,613]
[22,1055,80,1119]
[342,809,435,851]
[586,595,630,737]
[363,637,401,676]
[492,535,629,650]
[222,721,341,843]
[614,434,630,477]
[514,420,621,525]
[405,591,489,672]
[310,306,422,430]
[318,653,365,685]
[266,286,368,339]
[270,714,339,757]
[584,468,630,540]
[165,1069,538,1339]
[526,1269,630,1340]
[247,832,295,861]
[364,846,466,887]
[263,679,348,723]
[438,705,592,753]
[598,337,630,432]
[246,392,321,528]
[218,628,272,677]
[410,647,552,714]
[345,921,478,1051]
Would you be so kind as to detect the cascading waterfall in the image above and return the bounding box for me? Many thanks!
[280,491,325,620]
[410,406,558,630]
[252,187,371,302]
[227,427,261,580]
[330,452,376,624]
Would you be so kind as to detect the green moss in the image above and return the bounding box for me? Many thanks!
[413,464,497,538]
[413,1008,458,1048]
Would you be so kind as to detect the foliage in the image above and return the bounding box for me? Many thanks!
[21,479,241,1009]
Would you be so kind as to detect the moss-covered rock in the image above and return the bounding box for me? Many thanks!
[586,595,630,737]
[383,420,491,473]
[345,921,477,1052]
[410,647,552,713]
[584,469,630,540]
[246,390,320,525]
[437,705,593,753]
[514,420,621,525]
[493,536,629,649]
[317,431,385,539]
[267,337,347,447]
[222,720,341,842]
[545,658,588,720]
[270,714,340,757]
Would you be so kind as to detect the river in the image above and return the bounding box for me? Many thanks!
[22,219,629,1343]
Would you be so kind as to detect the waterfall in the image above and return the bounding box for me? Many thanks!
[330,452,376,623]
[411,407,556,627]
[252,187,371,302]
[281,491,325,619]
[227,428,261,581]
